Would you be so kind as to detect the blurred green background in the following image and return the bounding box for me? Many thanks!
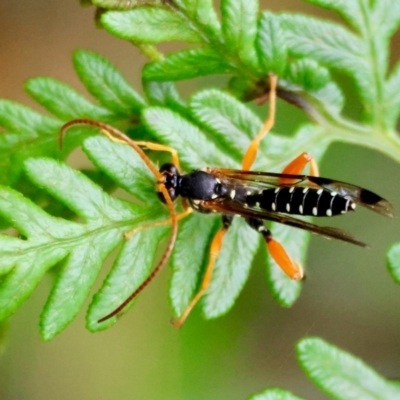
[1,1,400,399]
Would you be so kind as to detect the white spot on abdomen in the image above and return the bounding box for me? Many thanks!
[312,207,318,216]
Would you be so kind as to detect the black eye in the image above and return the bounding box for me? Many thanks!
[159,163,179,176]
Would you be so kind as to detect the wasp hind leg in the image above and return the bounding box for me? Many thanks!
[246,218,304,280]
[171,214,233,328]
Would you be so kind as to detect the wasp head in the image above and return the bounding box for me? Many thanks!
[157,163,180,203]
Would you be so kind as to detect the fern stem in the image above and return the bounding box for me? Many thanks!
[135,43,164,62]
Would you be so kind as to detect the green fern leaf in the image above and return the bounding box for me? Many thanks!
[0,101,61,185]
[279,13,371,103]
[25,77,113,121]
[303,0,364,31]
[87,225,170,331]
[0,99,59,136]
[0,130,38,185]
[92,0,163,8]
[189,89,261,163]
[384,62,400,129]
[370,0,400,40]
[287,59,330,92]
[283,1,400,128]
[143,80,187,114]
[297,337,400,399]
[73,50,147,116]
[143,48,235,81]
[221,0,260,72]
[142,107,236,169]
[0,49,148,192]
[256,12,288,76]
[102,8,203,43]
[278,13,366,73]
[386,241,400,284]
[248,388,305,400]
[172,0,221,37]
[0,136,165,340]
[83,136,155,203]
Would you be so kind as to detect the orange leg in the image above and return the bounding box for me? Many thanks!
[282,152,319,177]
[266,237,303,280]
[264,152,319,279]
[279,152,319,185]
[124,206,192,240]
[134,141,180,171]
[171,215,232,328]
[246,218,303,280]
[242,74,278,171]
[125,198,192,240]
[270,152,319,278]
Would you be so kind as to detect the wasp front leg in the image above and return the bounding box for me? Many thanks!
[171,214,233,328]
[246,218,304,280]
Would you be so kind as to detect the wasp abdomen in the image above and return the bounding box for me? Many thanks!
[248,187,355,217]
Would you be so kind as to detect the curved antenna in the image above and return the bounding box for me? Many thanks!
[60,119,161,178]
[98,184,178,322]
[60,119,179,323]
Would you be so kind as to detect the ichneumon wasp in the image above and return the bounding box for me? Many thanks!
[60,74,394,328]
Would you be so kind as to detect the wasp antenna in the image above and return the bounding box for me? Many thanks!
[98,184,178,323]
[59,118,103,149]
[59,119,162,178]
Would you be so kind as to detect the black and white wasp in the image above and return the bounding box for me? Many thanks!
[158,164,393,248]
[60,74,394,327]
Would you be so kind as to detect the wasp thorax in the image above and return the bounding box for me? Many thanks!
[180,170,228,200]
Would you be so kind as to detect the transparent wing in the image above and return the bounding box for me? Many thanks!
[209,168,394,218]
[200,198,367,247]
